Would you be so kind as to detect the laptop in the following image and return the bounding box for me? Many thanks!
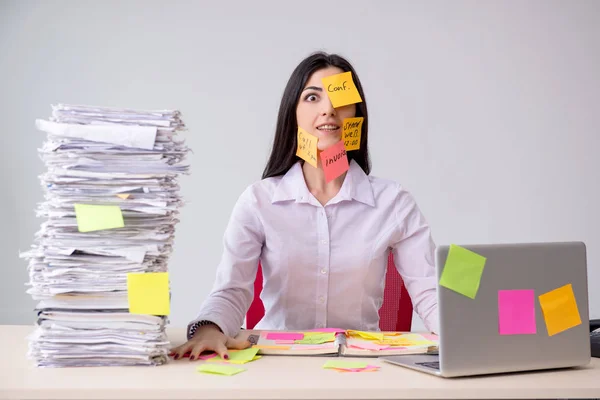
[382,241,591,377]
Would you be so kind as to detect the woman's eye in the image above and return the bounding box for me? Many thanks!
[304,94,318,102]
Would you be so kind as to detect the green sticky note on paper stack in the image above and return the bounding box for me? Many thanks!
[439,244,486,299]
[197,364,246,376]
[295,332,336,344]
[74,204,124,232]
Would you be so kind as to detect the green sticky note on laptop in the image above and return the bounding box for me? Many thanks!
[74,204,124,232]
[439,244,486,299]
[197,364,246,376]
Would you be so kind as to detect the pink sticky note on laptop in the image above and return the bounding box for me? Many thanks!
[498,289,537,335]
[265,332,305,341]
[320,141,349,183]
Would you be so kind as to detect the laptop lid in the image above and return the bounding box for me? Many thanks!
[435,241,590,377]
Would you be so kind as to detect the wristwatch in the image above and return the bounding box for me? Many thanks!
[188,320,222,340]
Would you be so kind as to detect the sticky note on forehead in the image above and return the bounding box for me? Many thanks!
[296,127,318,168]
[343,117,363,151]
[321,71,362,108]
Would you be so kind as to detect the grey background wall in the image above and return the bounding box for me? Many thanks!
[1,0,598,332]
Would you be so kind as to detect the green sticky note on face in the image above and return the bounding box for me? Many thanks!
[197,364,246,376]
[74,204,124,232]
[438,244,486,299]
[210,347,259,363]
[127,272,170,315]
[323,360,368,369]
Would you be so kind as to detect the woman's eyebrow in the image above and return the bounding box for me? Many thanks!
[302,86,323,92]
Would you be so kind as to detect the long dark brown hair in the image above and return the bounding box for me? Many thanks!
[262,52,370,179]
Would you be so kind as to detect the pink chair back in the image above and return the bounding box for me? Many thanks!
[246,253,413,331]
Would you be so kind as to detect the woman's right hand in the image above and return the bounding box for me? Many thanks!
[169,324,252,361]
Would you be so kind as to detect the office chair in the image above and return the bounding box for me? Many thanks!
[246,252,413,331]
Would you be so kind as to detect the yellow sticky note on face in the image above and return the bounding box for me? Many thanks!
[321,71,362,108]
[127,272,170,315]
[342,117,363,151]
[74,204,124,232]
[296,127,318,167]
[197,364,246,376]
[539,283,582,336]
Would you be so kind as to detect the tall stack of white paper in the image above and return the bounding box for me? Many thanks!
[20,104,190,367]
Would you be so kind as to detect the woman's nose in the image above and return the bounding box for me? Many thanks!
[321,100,336,116]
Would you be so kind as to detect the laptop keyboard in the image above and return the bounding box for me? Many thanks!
[416,361,440,370]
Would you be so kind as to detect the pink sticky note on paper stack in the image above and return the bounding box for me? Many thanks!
[319,141,349,183]
[498,289,537,335]
[265,332,304,341]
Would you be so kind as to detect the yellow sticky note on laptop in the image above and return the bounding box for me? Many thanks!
[127,272,170,315]
[296,127,318,167]
[539,283,582,336]
[321,71,362,108]
[438,244,486,299]
[74,204,124,232]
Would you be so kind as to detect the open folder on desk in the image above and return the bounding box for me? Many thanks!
[248,329,439,357]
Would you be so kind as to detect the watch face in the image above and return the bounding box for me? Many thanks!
[248,334,259,345]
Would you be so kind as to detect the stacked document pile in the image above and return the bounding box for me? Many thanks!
[20,104,190,367]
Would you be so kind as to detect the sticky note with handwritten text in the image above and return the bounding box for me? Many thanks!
[343,117,363,151]
[296,127,318,168]
[320,140,349,183]
[321,71,362,108]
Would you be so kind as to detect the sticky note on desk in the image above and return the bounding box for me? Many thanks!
[321,71,363,108]
[498,289,537,335]
[197,364,246,376]
[296,127,318,168]
[320,140,349,183]
[323,360,368,370]
[74,204,124,232]
[438,244,486,299]
[207,348,259,364]
[539,283,582,336]
[127,272,170,315]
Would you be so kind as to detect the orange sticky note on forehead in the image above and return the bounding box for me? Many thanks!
[320,141,349,183]
[342,117,363,151]
[321,71,362,108]
[296,127,318,168]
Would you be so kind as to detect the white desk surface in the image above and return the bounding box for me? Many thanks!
[1,325,599,399]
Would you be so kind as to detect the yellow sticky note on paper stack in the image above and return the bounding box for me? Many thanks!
[296,127,318,167]
[346,330,384,341]
[127,272,170,315]
[74,204,124,232]
[539,283,582,336]
[321,71,363,108]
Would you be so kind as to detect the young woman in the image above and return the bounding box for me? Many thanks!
[170,52,438,361]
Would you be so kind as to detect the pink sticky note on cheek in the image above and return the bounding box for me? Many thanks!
[319,141,349,183]
[498,289,537,335]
